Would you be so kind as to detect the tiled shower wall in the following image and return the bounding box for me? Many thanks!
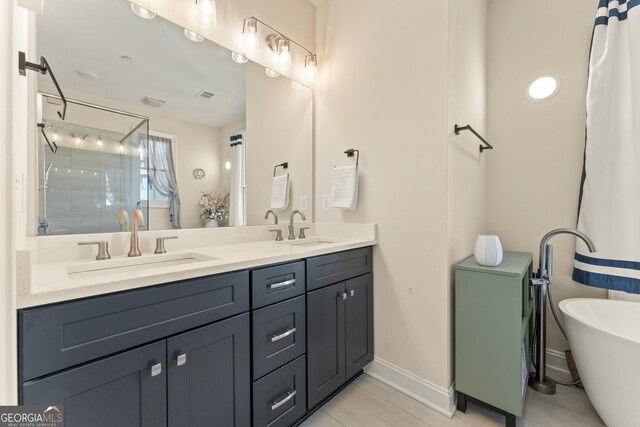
[44,147,146,234]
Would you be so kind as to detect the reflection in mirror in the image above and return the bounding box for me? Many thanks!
[35,0,312,235]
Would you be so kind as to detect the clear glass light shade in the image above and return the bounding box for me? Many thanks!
[243,18,259,54]
[305,55,317,81]
[527,76,559,101]
[184,28,204,42]
[265,68,280,78]
[231,52,248,64]
[130,2,156,19]
[196,0,216,30]
[277,39,291,71]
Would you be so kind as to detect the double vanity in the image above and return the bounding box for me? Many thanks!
[16,225,376,427]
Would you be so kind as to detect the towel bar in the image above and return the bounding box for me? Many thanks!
[344,149,359,167]
[273,162,288,177]
[454,124,493,153]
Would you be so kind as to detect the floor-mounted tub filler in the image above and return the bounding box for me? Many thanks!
[560,298,640,427]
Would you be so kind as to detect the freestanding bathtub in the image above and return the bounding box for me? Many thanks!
[559,298,640,427]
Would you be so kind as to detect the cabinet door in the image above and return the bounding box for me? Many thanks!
[167,313,250,427]
[307,282,346,409]
[22,341,166,427]
[345,273,374,379]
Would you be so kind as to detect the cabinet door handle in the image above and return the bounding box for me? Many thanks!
[151,363,162,377]
[271,390,296,411]
[268,279,295,289]
[177,354,187,366]
[342,292,348,300]
[271,327,296,342]
[349,290,355,297]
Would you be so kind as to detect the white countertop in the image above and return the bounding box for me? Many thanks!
[17,223,376,308]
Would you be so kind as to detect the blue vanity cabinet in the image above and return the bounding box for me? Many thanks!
[22,341,167,427]
[167,313,250,427]
[306,248,374,410]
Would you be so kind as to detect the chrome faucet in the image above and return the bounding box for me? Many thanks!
[288,210,306,240]
[529,228,596,395]
[264,209,278,224]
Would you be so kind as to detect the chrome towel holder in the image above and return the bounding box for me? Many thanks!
[273,162,288,177]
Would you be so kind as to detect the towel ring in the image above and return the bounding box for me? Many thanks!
[345,149,359,167]
[273,162,288,177]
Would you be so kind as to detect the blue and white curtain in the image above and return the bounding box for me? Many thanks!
[573,0,640,293]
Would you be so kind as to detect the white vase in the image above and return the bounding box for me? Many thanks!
[204,219,219,228]
[474,235,503,267]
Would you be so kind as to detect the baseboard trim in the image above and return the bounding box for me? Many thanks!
[546,348,572,381]
[364,357,456,418]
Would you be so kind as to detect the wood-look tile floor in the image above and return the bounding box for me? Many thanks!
[301,374,605,427]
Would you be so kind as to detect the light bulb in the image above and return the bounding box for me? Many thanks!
[75,137,81,144]
[97,139,103,146]
[94,172,98,176]
[243,18,259,54]
[54,168,58,172]
[130,2,156,19]
[305,55,317,81]
[231,52,248,64]
[225,161,231,170]
[196,0,216,30]
[277,39,291,71]
[265,68,280,78]
[80,170,84,174]
[184,28,204,42]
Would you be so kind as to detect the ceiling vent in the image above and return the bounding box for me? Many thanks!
[140,96,166,108]
[195,90,215,99]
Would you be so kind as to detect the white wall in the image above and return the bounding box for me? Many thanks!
[245,61,313,225]
[447,0,488,383]
[486,0,604,352]
[315,0,452,389]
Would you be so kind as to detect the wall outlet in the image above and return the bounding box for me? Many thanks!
[300,195,308,211]
[322,195,331,211]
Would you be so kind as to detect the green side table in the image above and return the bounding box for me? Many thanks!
[455,251,533,427]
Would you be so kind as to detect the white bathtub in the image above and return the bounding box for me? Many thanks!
[559,298,640,427]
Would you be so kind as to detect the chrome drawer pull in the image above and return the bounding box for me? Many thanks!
[271,390,296,411]
[349,290,355,297]
[271,327,296,342]
[177,354,187,366]
[268,279,295,289]
[151,363,162,377]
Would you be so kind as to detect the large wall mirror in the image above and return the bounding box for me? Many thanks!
[35,0,313,235]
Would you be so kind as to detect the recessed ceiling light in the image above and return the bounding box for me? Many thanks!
[265,68,280,78]
[231,52,248,64]
[130,2,156,19]
[527,76,559,101]
[184,28,204,42]
[75,70,98,80]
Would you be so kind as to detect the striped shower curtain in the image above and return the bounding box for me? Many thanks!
[573,0,640,293]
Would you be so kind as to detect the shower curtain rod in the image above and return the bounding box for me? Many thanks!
[39,92,149,120]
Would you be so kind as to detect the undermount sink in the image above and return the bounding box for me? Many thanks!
[67,252,216,279]
[279,237,339,248]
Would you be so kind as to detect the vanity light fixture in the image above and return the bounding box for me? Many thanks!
[243,18,260,54]
[527,76,559,101]
[231,52,248,64]
[184,28,205,42]
[243,16,317,77]
[130,2,156,20]
[265,68,280,78]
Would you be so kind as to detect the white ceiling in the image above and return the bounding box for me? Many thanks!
[37,0,246,128]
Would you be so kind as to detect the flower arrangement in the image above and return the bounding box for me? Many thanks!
[199,191,229,222]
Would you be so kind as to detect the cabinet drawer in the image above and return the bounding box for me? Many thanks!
[20,271,249,381]
[252,296,306,379]
[306,247,373,291]
[253,355,307,427]
[252,261,305,309]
